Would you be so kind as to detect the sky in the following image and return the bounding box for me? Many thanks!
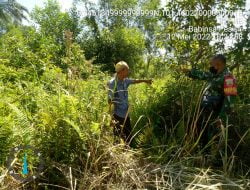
[16,0,97,24]
[17,0,75,13]
[16,0,250,46]
[16,0,250,14]
[12,0,250,49]
[17,0,250,22]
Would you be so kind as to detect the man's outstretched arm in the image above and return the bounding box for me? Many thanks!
[182,68,214,80]
[131,79,152,85]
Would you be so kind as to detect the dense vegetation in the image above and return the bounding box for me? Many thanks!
[0,0,249,189]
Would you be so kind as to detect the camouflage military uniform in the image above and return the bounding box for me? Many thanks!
[188,67,237,147]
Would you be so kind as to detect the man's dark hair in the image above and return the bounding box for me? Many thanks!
[212,54,226,65]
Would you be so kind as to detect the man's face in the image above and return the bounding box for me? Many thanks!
[210,58,225,73]
[122,68,129,78]
[210,59,220,70]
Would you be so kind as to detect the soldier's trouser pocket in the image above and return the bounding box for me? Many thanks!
[202,95,224,114]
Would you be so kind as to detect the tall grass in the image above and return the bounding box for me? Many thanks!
[0,66,249,189]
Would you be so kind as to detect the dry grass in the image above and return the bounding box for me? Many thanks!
[1,137,248,190]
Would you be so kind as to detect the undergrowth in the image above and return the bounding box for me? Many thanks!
[0,65,249,189]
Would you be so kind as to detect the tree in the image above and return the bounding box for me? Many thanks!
[30,0,85,69]
[158,0,246,68]
[81,26,145,71]
[76,0,152,72]
[0,0,28,23]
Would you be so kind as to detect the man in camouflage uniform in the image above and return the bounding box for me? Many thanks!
[183,54,238,149]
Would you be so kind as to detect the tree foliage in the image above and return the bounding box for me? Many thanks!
[0,0,249,189]
[0,0,28,23]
